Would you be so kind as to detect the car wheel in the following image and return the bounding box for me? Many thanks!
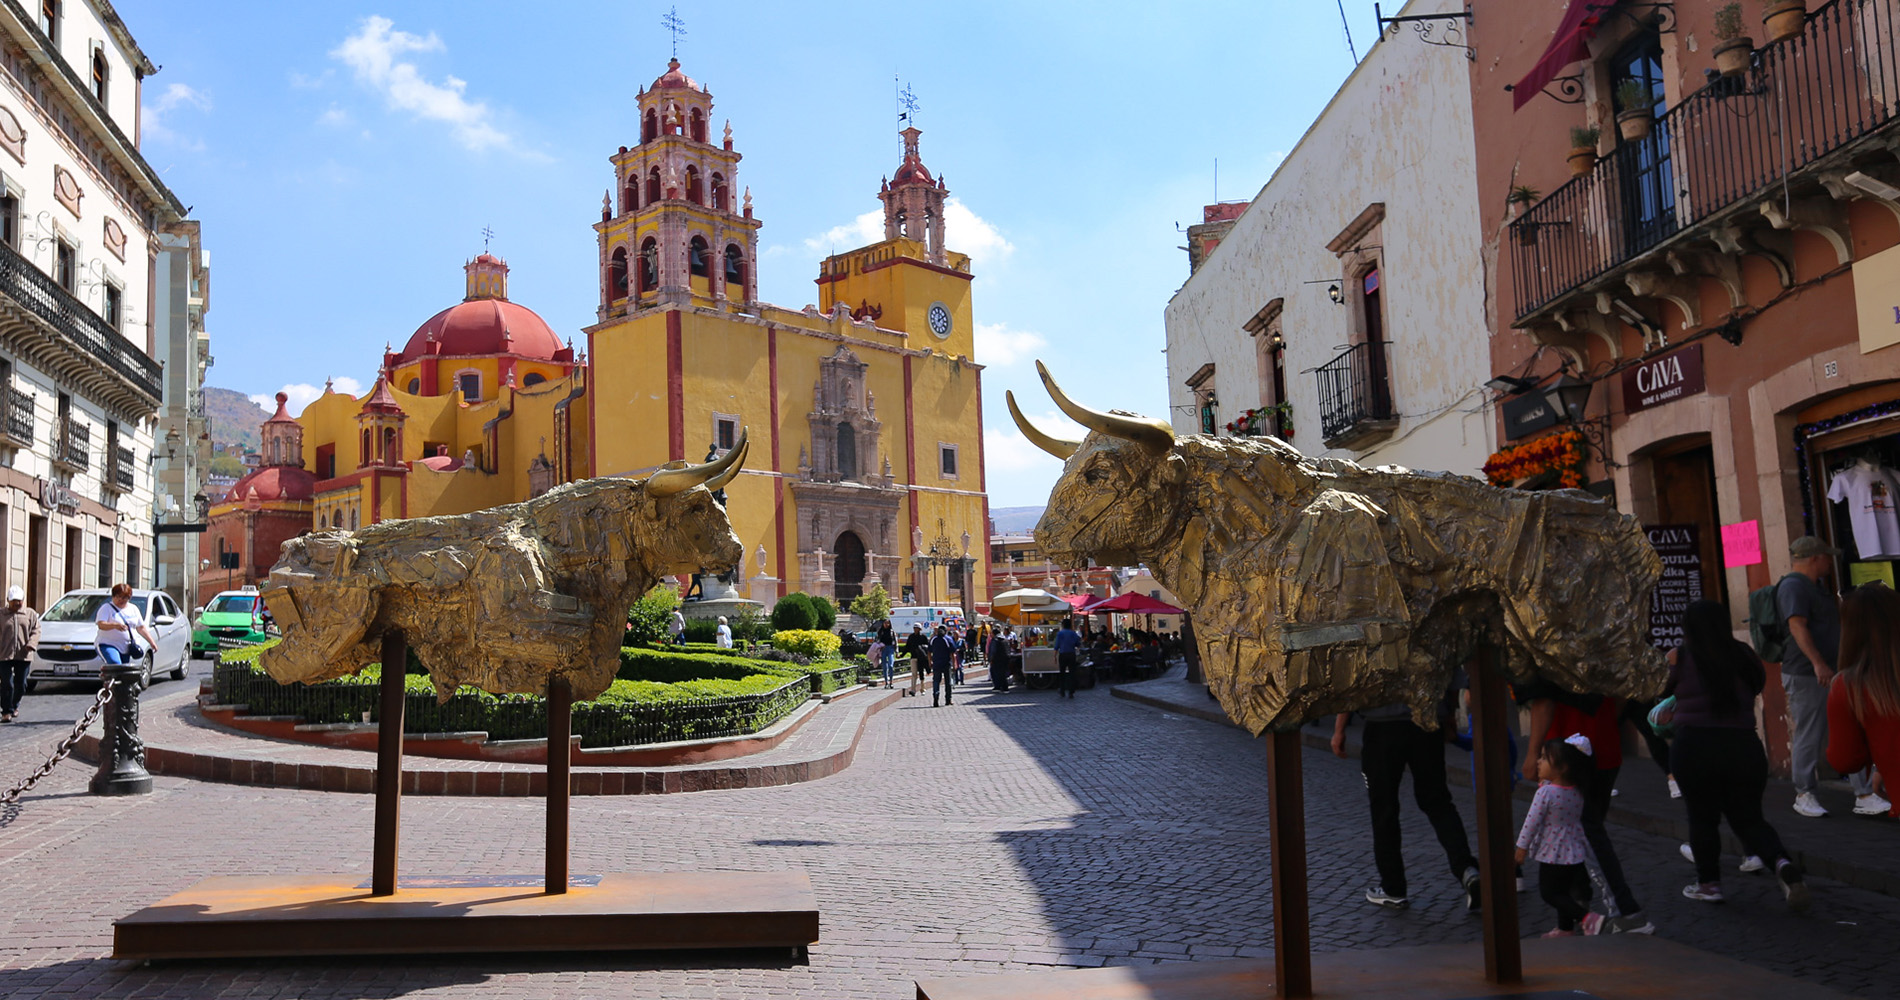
[170,648,188,681]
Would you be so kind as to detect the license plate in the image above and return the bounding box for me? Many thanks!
[55,664,77,676]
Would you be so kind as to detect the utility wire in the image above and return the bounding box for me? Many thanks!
[1337,0,1358,62]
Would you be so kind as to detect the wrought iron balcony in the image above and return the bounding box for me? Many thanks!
[1,386,31,445]
[1316,341,1397,448]
[110,445,135,492]
[1509,0,1899,322]
[54,420,89,473]
[0,235,162,412]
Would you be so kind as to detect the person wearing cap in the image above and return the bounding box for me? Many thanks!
[0,585,40,722]
[1780,535,1888,817]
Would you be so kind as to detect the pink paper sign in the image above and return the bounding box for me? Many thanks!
[1721,520,1763,568]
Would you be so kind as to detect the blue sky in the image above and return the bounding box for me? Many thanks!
[118,1,1374,507]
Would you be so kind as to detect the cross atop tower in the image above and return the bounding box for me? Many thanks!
[481,224,495,252]
[662,6,687,59]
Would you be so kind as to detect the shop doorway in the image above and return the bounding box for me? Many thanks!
[63,526,82,594]
[1650,441,1728,608]
[1800,408,1900,591]
[26,514,44,609]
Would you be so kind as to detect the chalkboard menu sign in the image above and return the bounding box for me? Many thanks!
[1646,524,1703,649]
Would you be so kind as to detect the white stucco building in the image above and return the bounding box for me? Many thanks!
[1164,0,1493,478]
[0,1,202,607]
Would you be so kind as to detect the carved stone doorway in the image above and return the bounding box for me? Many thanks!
[832,531,866,602]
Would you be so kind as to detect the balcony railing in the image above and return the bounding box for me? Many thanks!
[1509,0,1900,321]
[1316,341,1397,444]
[2,386,31,444]
[110,445,135,492]
[55,420,89,472]
[0,236,162,402]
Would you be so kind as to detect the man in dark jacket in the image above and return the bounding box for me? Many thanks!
[928,625,960,707]
[988,628,1013,692]
[0,585,42,723]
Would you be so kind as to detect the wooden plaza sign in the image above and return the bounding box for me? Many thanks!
[1621,343,1706,414]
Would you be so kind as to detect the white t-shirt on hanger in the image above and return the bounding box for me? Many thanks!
[1827,461,1900,559]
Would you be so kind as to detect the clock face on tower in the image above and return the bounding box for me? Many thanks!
[927,302,952,339]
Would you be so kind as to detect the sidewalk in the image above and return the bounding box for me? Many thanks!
[74,679,901,796]
[1113,670,1900,900]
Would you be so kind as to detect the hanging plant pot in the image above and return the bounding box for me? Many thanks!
[1616,108,1653,142]
[1567,146,1599,177]
[1713,37,1755,77]
[1763,1,1807,43]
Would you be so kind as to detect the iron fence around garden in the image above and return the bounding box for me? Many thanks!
[212,662,813,748]
[1509,0,1900,319]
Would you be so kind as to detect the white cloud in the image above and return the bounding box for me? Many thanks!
[803,208,883,254]
[317,105,352,127]
[141,82,210,149]
[974,322,1046,368]
[801,198,1011,269]
[253,377,364,417]
[984,407,1084,475]
[330,16,510,151]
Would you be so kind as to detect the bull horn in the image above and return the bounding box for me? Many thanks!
[1036,360,1174,449]
[1007,390,1079,460]
[645,428,749,497]
[705,436,750,492]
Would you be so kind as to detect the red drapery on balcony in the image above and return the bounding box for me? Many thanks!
[1514,0,1618,110]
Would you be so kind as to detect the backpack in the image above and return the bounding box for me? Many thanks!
[1746,573,1801,662]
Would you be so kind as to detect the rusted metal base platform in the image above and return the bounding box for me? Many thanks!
[913,935,1846,999]
[114,871,820,960]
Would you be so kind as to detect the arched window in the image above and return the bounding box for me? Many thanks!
[458,371,481,402]
[622,180,637,214]
[689,108,705,143]
[406,378,420,394]
[724,244,745,289]
[689,236,709,278]
[685,165,702,204]
[711,173,727,210]
[895,210,907,238]
[642,108,658,143]
[609,246,629,300]
[638,237,659,293]
[360,430,370,466]
[835,421,857,479]
[381,426,398,464]
[646,167,661,204]
[924,208,936,255]
[522,372,547,387]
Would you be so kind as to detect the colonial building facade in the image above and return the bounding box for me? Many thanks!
[0,2,202,608]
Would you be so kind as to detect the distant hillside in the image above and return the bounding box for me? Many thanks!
[989,506,1045,534]
[205,387,270,452]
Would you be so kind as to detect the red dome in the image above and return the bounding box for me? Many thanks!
[223,466,317,504]
[651,58,702,93]
[396,298,563,364]
[891,158,934,187]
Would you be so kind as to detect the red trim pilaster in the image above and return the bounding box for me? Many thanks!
[769,326,786,598]
[666,310,685,461]
[585,331,598,477]
[973,366,990,603]
[903,354,920,598]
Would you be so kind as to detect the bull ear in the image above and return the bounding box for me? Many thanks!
[645,428,748,497]
[1036,360,1174,450]
[1006,391,1079,460]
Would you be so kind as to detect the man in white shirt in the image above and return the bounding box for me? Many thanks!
[670,608,687,645]
[715,615,733,649]
[95,583,158,669]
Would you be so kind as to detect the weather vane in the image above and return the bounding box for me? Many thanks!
[896,79,919,126]
[662,6,687,59]
[481,225,495,252]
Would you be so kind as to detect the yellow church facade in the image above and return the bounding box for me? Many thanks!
[283,58,990,611]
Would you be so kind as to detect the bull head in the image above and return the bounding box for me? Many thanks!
[1011,361,1188,566]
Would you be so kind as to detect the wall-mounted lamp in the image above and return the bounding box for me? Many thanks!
[1715,317,1745,347]
[1327,284,1344,305]
[1543,375,1594,423]
[1484,374,1539,395]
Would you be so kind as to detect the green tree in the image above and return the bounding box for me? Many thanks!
[625,583,683,646]
[209,453,246,478]
[849,583,891,624]
[770,593,817,631]
[809,593,837,631]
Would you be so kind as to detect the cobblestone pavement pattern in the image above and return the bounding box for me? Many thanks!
[2,678,1897,998]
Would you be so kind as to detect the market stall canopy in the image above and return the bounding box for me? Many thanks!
[991,587,1065,608]
[1061,594,1094,610]
[1513,0,1612,111]
[1082,592,1187,616]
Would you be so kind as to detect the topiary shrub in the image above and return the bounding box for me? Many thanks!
[808,594,837,631]
[772,629,842,660]
[750,647,812,667]
[771,593,817,631]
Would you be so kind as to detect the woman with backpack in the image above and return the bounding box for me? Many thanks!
[1664,599,1808,910]
[1829,584,1899,818]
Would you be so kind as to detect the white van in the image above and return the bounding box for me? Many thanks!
[887,605,962,636]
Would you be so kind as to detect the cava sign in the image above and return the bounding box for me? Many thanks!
[1645,523,1702,649]
[1620,343,1705,414]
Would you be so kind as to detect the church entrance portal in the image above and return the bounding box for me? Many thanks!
[833,531,866,602]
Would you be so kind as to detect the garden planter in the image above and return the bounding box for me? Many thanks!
[1763,1,1806,43]
[1567,147,1599,177]
[1714,37,1754,77]
[1616,109,1653,142]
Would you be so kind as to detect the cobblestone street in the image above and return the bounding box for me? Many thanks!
[3,679,1896,998]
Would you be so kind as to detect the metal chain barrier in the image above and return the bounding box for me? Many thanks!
[1,683,113,804]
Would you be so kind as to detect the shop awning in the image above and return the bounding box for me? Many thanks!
[1514,0,1617,111]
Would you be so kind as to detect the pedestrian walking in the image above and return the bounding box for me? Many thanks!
[876,619,897,689]
[94,583,157,670]
[714,615,733,649]
[670,608,687,645]
[1779,535,1886,817]
[988,627,1012,692]
[901,624,929,697]
[1665,599,1809,911]
[1829,584,1900,818]
[928,625,959,707]
[0,585,40,723]
[1331,692,1481,913]
[1053,617,1082,698]
[1517,735,1598,937]
[1517,681,1653,933]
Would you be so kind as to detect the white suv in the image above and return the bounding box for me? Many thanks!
[27,589,192,689]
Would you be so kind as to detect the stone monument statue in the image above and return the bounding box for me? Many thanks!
[1009,363,1666,735]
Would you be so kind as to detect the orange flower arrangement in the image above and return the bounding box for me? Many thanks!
[1483,427,1586,489]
